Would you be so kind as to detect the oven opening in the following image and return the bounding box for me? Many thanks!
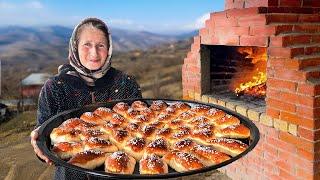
[206,45,267,106]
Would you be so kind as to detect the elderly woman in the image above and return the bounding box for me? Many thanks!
[30,17,142,179]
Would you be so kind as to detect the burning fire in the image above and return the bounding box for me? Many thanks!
[235,72,266,97]
[233,47,267,97]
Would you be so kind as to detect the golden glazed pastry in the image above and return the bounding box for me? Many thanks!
[131,100,148,112]
[83,137,118,153]
[207,138,248,157]
[123,137,147,160]
[93,107,114,120]
[79,129,108,141]
[50,127,81,144]
[113,102,130,117]
[145,138,169,157]
[139,154,168,174]
[212,114,240,129]
[191,144,230,166]
[163,150,204,172]
[68,150,107,169]
[52,142,83,160]
[204,108,226,121]
[172,139,197,151]
[109,128,131,150]
[189,105,211,116]
[80,112,105,125]
[215,124,250,139]
[149,100,168,115]
[105,151,136,174]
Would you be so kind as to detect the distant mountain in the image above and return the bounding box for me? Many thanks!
[175,30,198,40]
[0,25,191,53]
[0,25,197,68]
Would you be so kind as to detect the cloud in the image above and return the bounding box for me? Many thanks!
[195,13,210,29]
[181,13,210,31]
[108,19,134,26]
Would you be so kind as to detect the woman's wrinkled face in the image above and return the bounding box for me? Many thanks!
[78,27,108,70]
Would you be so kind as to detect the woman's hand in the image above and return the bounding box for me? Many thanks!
[30,127,52,165]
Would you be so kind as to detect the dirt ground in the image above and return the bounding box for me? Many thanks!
[0,133,54,180]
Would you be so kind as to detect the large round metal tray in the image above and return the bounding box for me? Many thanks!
[37,98,260,179]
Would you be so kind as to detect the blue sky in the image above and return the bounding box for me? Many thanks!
[0,0,224,34]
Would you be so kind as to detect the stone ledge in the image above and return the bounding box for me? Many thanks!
[188,93,299,137]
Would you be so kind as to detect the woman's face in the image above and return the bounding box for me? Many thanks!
[78,27,108,70]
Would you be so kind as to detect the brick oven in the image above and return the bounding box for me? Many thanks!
[182,0,320,179]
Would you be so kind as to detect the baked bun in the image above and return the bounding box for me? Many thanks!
[163,150,204,172]
[93,107,114,120]
[212,114,240,129]
[191,128,215,145]
[145,138,169,157]
[134,114,151,124]
[140,108,157,122]
[109,129,131,149]
[189,105,211,116]
[170,102,191,114]
[109,113,127,126]
[204,108,226,120]
[169,126,192,145]
[157,113,176,122]
[61,118,99,131]
[50,127,81,144]
[137,125,157,141]
[131,100,148,111]
[126,122,141,136]
[84,137,118,152]
[100,121,121,135]
[167,119,185,129]
[189,116,210,126]
[149,100,168,115]
[52,142,83,159]
[191,144,230,166]
[139,154,168,174]
[156,127,173,139]
[123,137,146,160]
[79,129,108,141]
[113,102,130,117]
[172,139,197,151]
[61,118,84,129]
[149,121,165,129]
[207,138,248,157]
[177,111,197,122]
[68,150,107,169]
[105,151,136,174]
[80,112,105,125]
[74,121,99,131]
[124,108,140,121]
[215,124,250,139]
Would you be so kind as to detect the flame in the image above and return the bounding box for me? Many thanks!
[232,47,267,97]
[235,72,266,97]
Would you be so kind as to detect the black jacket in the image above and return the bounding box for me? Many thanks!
[36,64,142,179]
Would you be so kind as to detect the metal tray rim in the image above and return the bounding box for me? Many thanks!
[37,98,260,179]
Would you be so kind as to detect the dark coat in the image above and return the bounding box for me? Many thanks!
[36,64,142,180]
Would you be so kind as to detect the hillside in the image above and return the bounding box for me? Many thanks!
[0,26,193,99]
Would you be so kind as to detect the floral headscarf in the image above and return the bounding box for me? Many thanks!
[67,17,113,86]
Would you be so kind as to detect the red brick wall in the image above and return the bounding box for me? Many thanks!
[225,0,320,10]
[182,1,320,179]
